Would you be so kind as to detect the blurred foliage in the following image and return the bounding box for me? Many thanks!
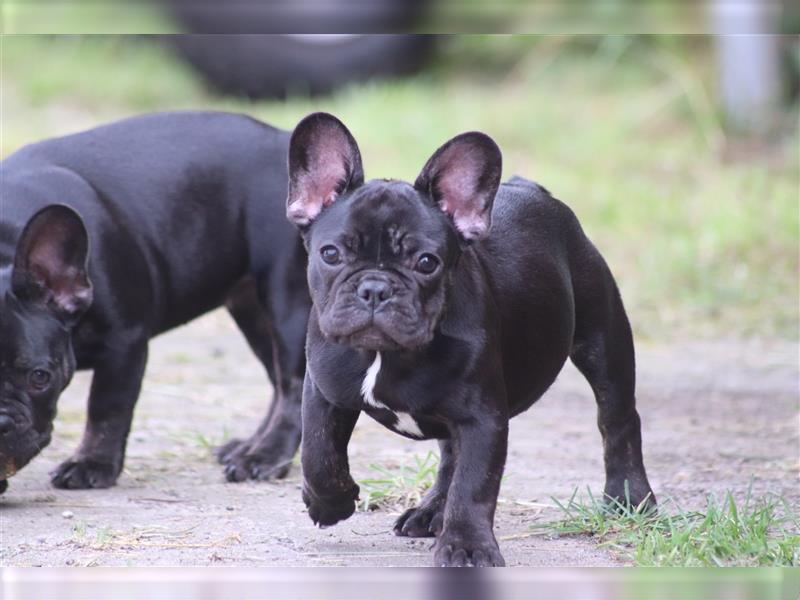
[1,34,798,341]
[425,0,704,33]
[0,0,717,34]
[1,0,171,33]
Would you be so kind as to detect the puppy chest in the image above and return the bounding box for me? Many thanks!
[360,353,448,440]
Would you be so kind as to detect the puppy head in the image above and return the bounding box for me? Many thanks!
[0,205,92,478]
[287,112,501,352]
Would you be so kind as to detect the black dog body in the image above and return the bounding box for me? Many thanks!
[289,113,654,567]
[306,179,577,432]
[0,112,309,490]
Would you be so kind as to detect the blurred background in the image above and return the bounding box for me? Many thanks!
[3,26,797,343]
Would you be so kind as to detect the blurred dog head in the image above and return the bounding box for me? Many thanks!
[0,205,92,480]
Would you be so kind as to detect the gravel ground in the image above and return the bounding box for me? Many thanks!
[1,311,797,567]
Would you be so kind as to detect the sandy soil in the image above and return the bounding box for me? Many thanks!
[1,311,797,567]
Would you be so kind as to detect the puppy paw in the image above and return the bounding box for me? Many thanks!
[50,458,120,490]
[215,438,248,465]
[394,500,444,538]
[222,452,292,483]
[302,482,359,528]
[434,533,505,567]
[604,478,657,513]
[219,428,300,482]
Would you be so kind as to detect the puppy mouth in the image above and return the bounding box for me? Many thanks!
[327,322,404,351]
[324,318,435,352]
[0,417,51,477]
[0,456,18,480]
[345,329,403,351]
[320,294,436,351]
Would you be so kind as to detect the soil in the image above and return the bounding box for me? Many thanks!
[1,311,797,567]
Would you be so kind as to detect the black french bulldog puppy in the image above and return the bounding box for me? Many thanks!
[0,112,309,494]
[288,113,655,567]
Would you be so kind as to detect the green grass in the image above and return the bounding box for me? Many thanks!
[357,451,439,512]
[536,487,800,566]
[1,34,797,340]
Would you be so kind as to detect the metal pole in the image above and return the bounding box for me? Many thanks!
[710,0,782,134]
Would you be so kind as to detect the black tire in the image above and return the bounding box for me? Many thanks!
[167,34,436,99]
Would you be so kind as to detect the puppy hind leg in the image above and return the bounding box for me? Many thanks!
[219,277,289,481]
[570,279,655,511]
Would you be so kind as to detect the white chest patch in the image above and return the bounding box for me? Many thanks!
[361,352,424,439]
[360,352,383,409]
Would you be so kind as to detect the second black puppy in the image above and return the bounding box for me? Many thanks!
[0,112,308,492]
[288,113,655,567]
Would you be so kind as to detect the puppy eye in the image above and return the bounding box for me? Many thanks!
[320,245,341,265]
[415,253,440,275]
[29,369,52,389]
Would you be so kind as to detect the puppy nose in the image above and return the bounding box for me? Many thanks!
[357,279,393,308]
[0,415,13,435]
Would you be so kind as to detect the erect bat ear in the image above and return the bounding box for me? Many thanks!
[287,112,364,228]
[414,131,502,242]
[12,205,93,322]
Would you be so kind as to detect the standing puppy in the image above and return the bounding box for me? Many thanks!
[0,112,309,493]
[288,113,655,567]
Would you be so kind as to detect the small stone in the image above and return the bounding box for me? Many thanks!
[65,558,75,566]
[225,506,235,511]
[61,510,74,519]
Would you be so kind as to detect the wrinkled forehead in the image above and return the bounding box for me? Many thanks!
[349,180,429,226]
[318,180,451,246]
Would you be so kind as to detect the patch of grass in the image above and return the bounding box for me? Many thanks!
[167,352,195,365]
[93,526,114,547]
[165,430,219,457]
[70,524,241,551]
[537,487,800,566]
[357,451,439,512]
[191,432,215,452]
[71,520,88,540]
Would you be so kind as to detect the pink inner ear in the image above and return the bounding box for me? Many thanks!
[29,240,63,274]
[436,148,491,241]
[288,126,353,226]
[288,162,342,225]
[27,236,90,314]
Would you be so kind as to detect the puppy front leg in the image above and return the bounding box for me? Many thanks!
[394,439,455,537]
[301,374,360,527]
[435,412,508,567]
[51,336,148,489]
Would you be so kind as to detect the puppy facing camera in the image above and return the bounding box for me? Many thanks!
[289,112,655,567]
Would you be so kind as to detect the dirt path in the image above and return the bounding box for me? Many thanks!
[1,311,797,567]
